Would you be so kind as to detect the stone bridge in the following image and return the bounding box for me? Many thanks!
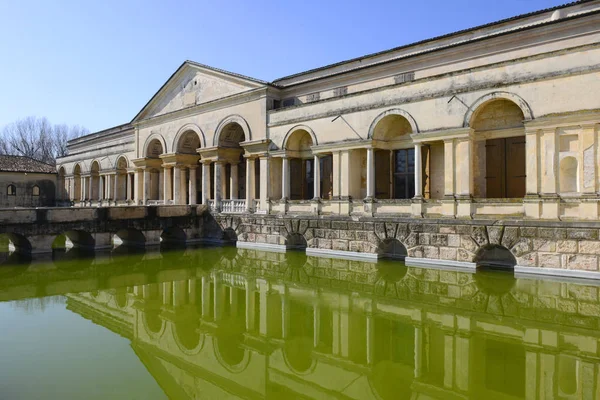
[0,205,209,254]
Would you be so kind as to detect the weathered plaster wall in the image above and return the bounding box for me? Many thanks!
[0,172,56,208]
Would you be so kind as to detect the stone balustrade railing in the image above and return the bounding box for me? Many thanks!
[221,199,246,214]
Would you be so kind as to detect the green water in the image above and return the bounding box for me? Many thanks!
[0,246,599,399]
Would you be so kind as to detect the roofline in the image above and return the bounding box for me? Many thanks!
[272,0,595,84]
[0,155,57,174]
[67,122,133,145]
[274,6,600,89]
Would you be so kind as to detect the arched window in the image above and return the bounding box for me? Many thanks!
[32,185,40,196]
[7,184,16,196]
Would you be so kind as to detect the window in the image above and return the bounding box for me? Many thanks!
[7,184,16,196]
[393,149,415,199]
[32,185,40,196]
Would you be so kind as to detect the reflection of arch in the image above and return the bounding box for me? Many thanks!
[377,238,407,260]
[474,269,516,295]
[174,320,202,353]
[143,309,165,336]
[283,337,316,375]
[213,115,251,146]
[173,123,206,152]
[465,91,533,127]
[282,125,318,149]
[558,354,578,397]
[114,289,128,309]
[474,245,516,270]
[143,134,167,158]
[369,360,414,400]
[213,334,251,373]
[559,156,578,193]
[368,109,419,139]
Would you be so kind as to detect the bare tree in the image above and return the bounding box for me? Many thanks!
[0,116,88,165]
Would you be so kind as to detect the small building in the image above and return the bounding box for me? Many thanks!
[0,155,56,208]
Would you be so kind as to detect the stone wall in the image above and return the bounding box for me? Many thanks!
[211,214,600,278]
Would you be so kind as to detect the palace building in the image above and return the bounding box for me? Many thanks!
[56,2,600,221]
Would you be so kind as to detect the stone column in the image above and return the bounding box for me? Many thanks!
[540,128,558,195]
[80,176,85,201]
[230,163,239,200]
[414,143,423,198]
[313,154,321,199]
[173,166,181,205]
[189,166,197,205]
[143,168,150,204]
[99,176,104,200]
[443,139,455,197]
[113,173,119,201]
[281,156,290,200]
[88,176,93,201]
[525,130,540,196]
[163,166,172,204]
[366,148,375,199]
[134,170,142,204]
[246,157,255,212]
[455,138,472,197]
[259,156,270,212]
[214,161,225,211]
[201,162,210,205]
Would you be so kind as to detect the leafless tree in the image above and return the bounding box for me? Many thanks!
[0,116,88,165]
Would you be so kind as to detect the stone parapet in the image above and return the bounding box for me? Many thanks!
[210,214,600,279]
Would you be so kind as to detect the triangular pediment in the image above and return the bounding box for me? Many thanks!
[133,61,267,122]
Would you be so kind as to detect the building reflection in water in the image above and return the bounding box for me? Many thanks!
[2,245,600,399]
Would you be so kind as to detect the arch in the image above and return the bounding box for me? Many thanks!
[282,125,318,149]
[114,288,128,309]
[474,244,516,270]
[161,227,187,245]
[559,156,578,193]
[142,133,167,158]
[53,230,95,251]
[368,109,419,139]
[377,238,408,260]
[90,159,101,174]
[115,155,129,171]
[0,233,31,255]
[474,268,516,295]
[113,229,146,248]
[464,91,533,128]
[72,163,82,176]
[57,166,66,177]
[558,355,578,397]
[173,123,206,153]
[213,115,251,146]
[286,232,307,250]
[223,227,238,244]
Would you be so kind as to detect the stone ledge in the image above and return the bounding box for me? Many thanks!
[236,241,287,253]
[405,257,476,271]
[306,248,379,261]
[515,265,600,281]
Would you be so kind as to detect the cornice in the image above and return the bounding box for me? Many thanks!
[133,87,269,129]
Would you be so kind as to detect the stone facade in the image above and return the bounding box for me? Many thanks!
[210,214,600,278]
[0,156,56,207]
[50,1,600,277]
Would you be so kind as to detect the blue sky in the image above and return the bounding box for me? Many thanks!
[0,0,568,132]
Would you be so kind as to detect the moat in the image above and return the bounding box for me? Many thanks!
[1,245,600,399]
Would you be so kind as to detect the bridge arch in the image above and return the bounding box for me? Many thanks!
[53,230,95,251]
[0,233,32,255]
[377,238,407,260]
[474,244,517,270]
[113,228,146,248]
[161,227,187,245]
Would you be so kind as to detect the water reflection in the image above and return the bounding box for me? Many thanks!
[1,246,600,399]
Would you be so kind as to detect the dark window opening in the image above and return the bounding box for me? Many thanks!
[7,184,16,196]
[393,148,415,199]
[290,158,314,200]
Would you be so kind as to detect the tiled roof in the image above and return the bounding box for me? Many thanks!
[0,155,56,174]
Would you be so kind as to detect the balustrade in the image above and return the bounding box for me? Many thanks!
[221,199,246,214]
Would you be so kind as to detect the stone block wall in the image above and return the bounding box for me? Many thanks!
[211,214,600,276]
